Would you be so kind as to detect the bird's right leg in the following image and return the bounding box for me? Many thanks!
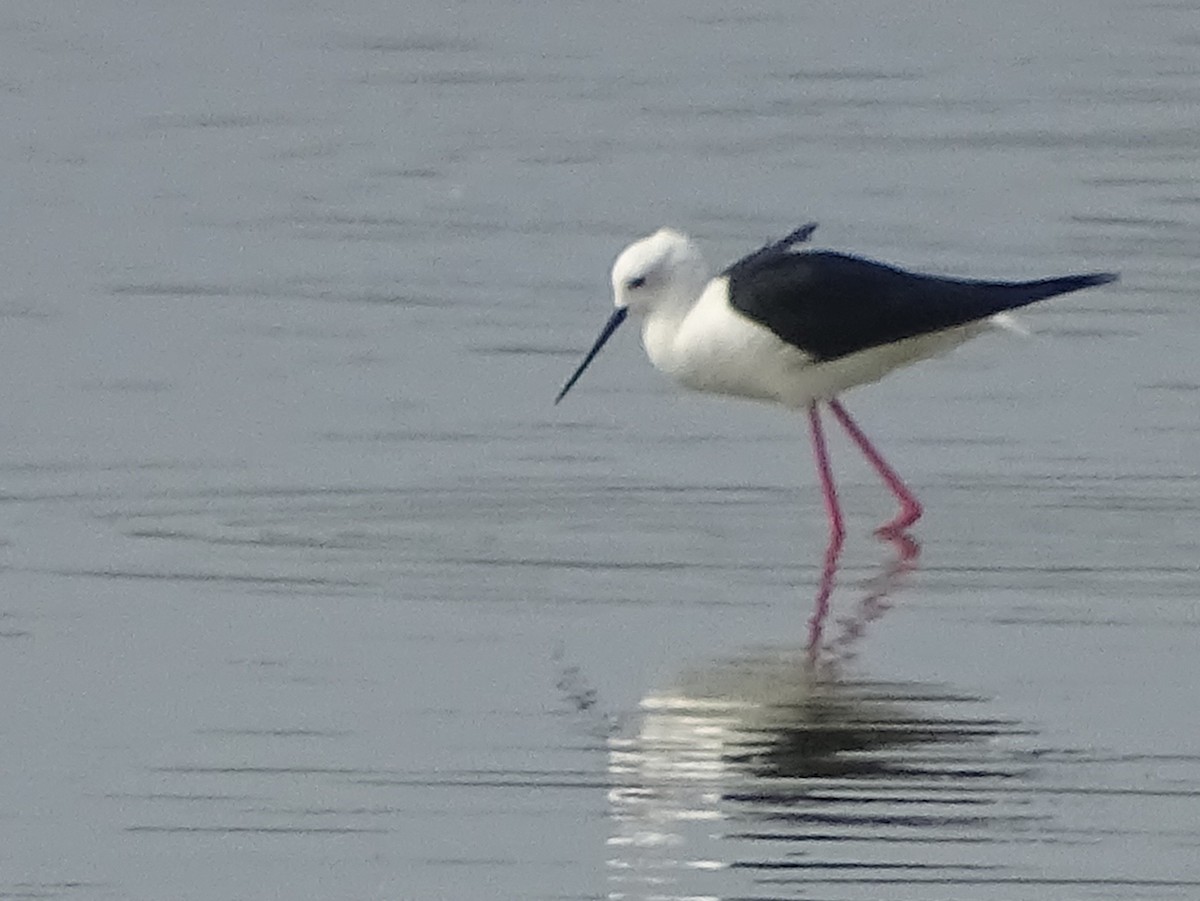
[807,403,846,548]
[806,403,845,642]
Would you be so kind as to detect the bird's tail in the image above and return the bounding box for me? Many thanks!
[967,271,1118,323]
[1005,272,1119,303]
[979,271,1117,337]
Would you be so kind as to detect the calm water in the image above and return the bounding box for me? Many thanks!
[2,1,1199,899]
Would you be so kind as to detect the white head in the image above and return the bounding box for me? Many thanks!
[611,227,709,316]
[555,227,710,404]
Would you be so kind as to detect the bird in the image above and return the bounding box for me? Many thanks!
[555,223,1118,542]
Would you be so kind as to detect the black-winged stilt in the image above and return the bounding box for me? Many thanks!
[555,223,1117,541]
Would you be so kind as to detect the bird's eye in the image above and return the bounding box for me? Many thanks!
[627,276,647,290]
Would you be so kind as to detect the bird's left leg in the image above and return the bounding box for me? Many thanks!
[826,398,923,536]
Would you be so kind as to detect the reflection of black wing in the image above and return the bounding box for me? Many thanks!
[725,247,1118,362]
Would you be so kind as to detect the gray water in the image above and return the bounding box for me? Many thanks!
[2,1,1199,898]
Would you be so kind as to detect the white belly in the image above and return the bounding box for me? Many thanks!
[646,281,990,410]
[771,323,987,408]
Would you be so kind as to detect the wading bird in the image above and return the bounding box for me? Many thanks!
[556,223,1117,541]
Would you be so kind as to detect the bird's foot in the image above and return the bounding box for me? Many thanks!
[873,502,923,541]
[876,530,921,562]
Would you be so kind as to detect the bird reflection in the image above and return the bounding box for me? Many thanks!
[606,656,1032,900]
[543,513,1033,899]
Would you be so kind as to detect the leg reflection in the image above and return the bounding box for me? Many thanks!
[806,530,844,652]
[806,530,921,663]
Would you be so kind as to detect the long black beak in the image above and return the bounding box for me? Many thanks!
[554,307,629,404]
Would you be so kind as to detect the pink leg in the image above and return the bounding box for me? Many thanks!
[827,398,923,536]
[807,403,846,547]
[806,404,844,650]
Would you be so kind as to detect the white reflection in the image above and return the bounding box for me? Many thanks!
[605,649,1028,901]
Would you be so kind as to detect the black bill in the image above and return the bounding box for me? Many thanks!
[554,307,629,404]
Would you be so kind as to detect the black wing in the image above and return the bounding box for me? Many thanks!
[725,240,1118,362]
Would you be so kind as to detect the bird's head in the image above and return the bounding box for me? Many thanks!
[555,228,708,404]
[611,227,708,316]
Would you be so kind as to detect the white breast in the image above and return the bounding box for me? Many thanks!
[657,277,813,404]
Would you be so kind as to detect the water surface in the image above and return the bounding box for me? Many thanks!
[1,1,1198,898]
